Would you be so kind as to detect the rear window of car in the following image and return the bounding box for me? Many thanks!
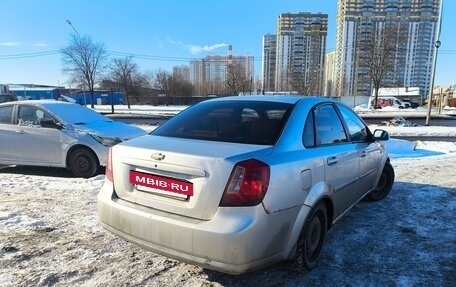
[152,100,294,145]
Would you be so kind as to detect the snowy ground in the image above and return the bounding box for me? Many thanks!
[1,106,455,286]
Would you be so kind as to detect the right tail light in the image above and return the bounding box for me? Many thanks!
[220,159,270,207]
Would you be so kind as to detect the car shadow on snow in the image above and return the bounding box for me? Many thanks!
[202,181,455,286]
[0,165,105,178]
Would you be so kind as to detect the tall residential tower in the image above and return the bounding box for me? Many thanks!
[262,12,328,94]
[335,0,442,100]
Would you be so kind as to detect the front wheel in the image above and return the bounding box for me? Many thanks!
[365,161,395,201]
[295,202,327,271]
[68,148,99,178]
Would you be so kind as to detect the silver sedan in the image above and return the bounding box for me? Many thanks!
[98,96,394,274]
[0,100,147,177]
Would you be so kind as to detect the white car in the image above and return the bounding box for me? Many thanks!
[98,96,394,274]
[0,100,147,177]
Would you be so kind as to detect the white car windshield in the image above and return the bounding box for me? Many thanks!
[42,103,111,124]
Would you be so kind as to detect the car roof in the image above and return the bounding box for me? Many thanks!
[0,99,73,107]
[205,95,335,106]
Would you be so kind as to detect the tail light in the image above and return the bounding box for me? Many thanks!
[105,148,113,181]
[220,159,270,207]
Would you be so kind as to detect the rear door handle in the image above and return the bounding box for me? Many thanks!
[361,151,367,158]
[16,130,25,134]
[327,156,338,166]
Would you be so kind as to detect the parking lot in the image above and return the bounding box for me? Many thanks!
[1,150,455,286]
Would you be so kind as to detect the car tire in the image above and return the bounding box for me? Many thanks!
[365,161,394,201]
[295,202,327,271]
[68,148,99,178]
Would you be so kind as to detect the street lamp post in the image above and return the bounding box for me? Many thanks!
[66,20,80,38]
[425,0,443,126]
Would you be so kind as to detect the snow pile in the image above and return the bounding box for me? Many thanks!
[93,105,187,118]
[380,116,418,127]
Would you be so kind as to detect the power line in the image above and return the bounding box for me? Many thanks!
[0,50,60,60]
[1,48,456,61]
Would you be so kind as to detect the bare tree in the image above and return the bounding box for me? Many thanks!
[289,69,320,96]
[171,77,195,98]
[152,70,195,104]
[206,79,225,96]
[61,34,107,108]
[154,70,173,105]
[109,57,139,109]
[357,23,404,108]
[226,63,250,95]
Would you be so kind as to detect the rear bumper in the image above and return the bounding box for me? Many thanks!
[97,180,306,274]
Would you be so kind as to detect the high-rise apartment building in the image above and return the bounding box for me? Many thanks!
[262,12,328,94]
[324,51,337,97]
[262,34,277,93]
[189,46,254,95]
[335,0,441,100]
[173,65,191,82]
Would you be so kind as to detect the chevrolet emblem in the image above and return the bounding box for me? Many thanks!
[151,153,165,161]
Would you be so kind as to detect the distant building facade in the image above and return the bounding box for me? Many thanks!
[262,12,328,94]
[335,0,442,100]
[0,84,10,94]
[189,46,254,95]
[71,91,125,105]
[173,65,191,82]
[262,34,277,93]
[9,85,62,100]
[324,51,337,97]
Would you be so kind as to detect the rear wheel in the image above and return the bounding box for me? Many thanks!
[68,148,99,178]
[295,202,327,271]
[365,161,394,201]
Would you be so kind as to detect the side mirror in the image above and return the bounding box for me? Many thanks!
[373,129,390,141]
[40,120,62,130]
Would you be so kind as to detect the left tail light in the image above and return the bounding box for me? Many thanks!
[105,148,113,181]
[220,159,270,207]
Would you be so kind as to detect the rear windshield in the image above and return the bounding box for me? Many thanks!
[152,100,294,145]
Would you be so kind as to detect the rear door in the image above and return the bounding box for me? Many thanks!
[311,104,360,217]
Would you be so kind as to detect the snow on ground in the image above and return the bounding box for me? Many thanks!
[94,105,188,118]
[1,106,455,286]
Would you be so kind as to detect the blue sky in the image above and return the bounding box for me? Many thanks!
[0,0,454,87]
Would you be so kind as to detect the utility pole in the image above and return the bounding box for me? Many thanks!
[425,0,443,126]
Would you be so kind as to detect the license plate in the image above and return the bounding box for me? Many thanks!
[129,170,193,196]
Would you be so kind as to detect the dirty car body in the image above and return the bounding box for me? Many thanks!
[98,96,394,274]
[0,100,146,177]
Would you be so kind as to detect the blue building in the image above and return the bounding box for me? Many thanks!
[71,91,126,105]
[10,86,61,100]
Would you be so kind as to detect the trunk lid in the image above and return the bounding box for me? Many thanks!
[111,135,273,220]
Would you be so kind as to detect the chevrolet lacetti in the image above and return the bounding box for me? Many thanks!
[97,96,394,274]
